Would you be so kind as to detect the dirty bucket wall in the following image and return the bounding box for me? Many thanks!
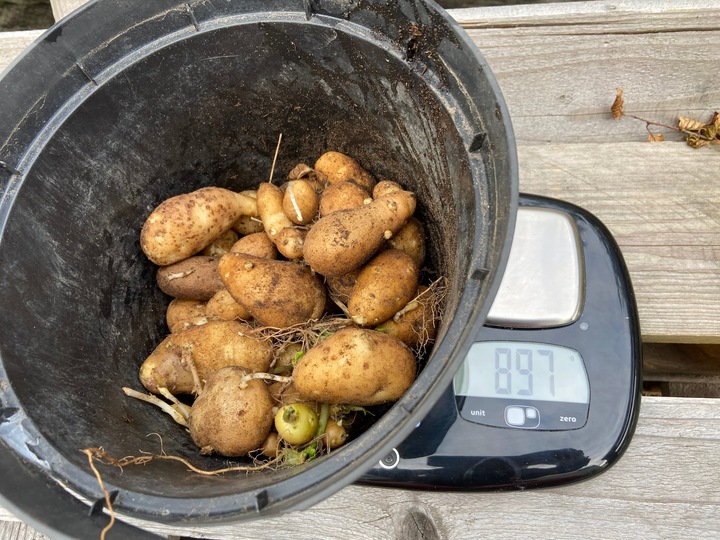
[0,0,516,527]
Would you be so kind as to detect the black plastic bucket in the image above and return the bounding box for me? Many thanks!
[0,0,517,536]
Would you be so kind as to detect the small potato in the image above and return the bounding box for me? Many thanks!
[201,229,239,257]
[283,179,319,225]
[388,217,426,268]
[205,288,252,321]
[314,151,376,193]
[372,180,403,199]
[318,181,371,217]
[232,215,264,235]
[376,285,439,348]
[219,253,326,328]
[322,421,349,449]
[189,366,274,456]
[325,269,361,304]
[293,327,416,405]
[348,249,419,326]
[275,227,306,260]
[156,256,223,301]
[257,182,293,244]
[166,298,206,333]
[139,320,272,394]
[303,189,416,276]
[141,187,256,266]
[230,232,278,259]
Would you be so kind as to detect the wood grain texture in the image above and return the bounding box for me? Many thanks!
[517,142,720,343]
[49,0,86,22]
[0,522,47,540]
[1,397,718,539]
[453,0,720,144]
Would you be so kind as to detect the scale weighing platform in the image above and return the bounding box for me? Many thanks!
[360,194,642,490]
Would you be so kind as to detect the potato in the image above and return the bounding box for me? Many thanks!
[257,182,305,259]
[166,298,206,333]
[205,288,252,321]
[230,232,278,259]
[325,269,361,304]
[314,151,376,193]
[303,189,416,276]
[288,163,326,193]
[139,320,272,394]
[376,285,439,348]
[189,366,274,456]
[283,179,319,225]
[388,217,426,268]
[275,227,307,260]
[293,327,416,405]
[218,253,326,328]
[268,381,318,411]
[348,249,419,326]
[141,187,256,266]
[232,214,264,235]
[372,180,403,199]
[318,181,371,217]
[156,256,223,301]
[201,229,239,257]
[271,342,303,375]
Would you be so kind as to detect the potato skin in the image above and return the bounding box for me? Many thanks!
[141,187,255,266]
[314,151,376,193]
[139,320,272,394]
[156,256,223,301]
[166,298,206,333]
[376,285,439,348]
[318,181,370,217]
[283,179,319,225]
[189,367,274,456]
[201,229,239,257]
[230,232,278,260]
[293,327,416,405]
[218,253,326,328]
[205,288,252,321]
[303,190,416,276]
[388,217,426,268]
[348,249,419,326]
[372,180,403,198]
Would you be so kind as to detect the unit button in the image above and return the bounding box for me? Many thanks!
[504,406,540,428]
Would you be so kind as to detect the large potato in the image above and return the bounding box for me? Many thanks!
[293,327,416,405]
[139,320,272,394]
[156,256,223,301]
[348,249,419,326]
[303,189,416,276]
[218,253,326,328]
[314,151,376,193]
[189,367,274,456]
[141,187,256,266]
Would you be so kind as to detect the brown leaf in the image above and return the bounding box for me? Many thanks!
[686,134,711,149]
[712,112,720,132]
[702,124,718,141]
[678,116,706,132]
[647,132,665,142]
[611,88,625,119]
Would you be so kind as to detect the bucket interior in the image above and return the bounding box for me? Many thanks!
[0,1,515,524]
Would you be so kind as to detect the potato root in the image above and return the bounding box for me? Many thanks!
[283,179,319,225]
[141,187,255,266]
[189,366,274,456]
[139,320,272,394]
[293,327,416,405]
[376,285,439,348]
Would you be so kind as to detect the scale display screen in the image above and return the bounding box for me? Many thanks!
[454,341,590,430]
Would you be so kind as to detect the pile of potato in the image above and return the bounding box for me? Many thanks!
[131,151,440,462]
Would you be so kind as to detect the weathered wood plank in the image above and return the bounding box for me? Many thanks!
[517,142,720,343]
[1,397,718,539]
[0,521,48,540]
[49,0,86,22]
[0,30,41,76]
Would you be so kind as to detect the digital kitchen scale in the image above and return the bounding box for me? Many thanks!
[360,194,642,490]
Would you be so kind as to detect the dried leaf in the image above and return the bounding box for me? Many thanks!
[647,132,665,142]
[678,116,706,132]
[686,134,711,149]
[611,88,625,119]
[713,112,720,132]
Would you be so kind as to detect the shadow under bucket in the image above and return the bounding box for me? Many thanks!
[0,0,517,535]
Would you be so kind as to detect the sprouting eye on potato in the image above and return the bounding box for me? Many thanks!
[129,149,442,463]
